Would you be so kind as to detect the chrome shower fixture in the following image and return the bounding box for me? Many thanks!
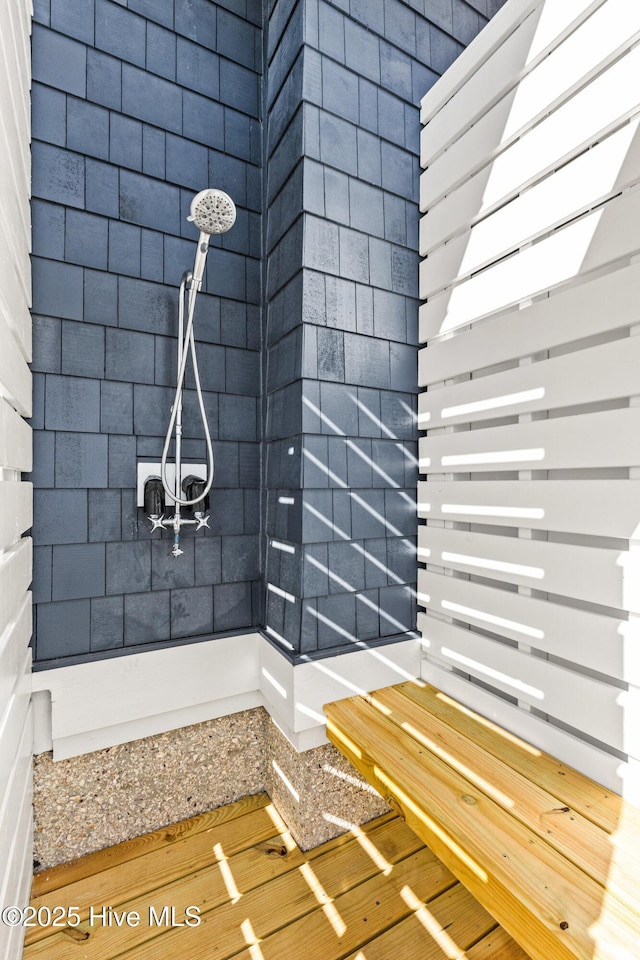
[150,187,236,557]
[188,188,237,235]
[187,189,237,288]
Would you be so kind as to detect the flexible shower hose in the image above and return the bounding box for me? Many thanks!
[160,273,215,508]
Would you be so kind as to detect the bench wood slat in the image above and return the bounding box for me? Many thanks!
[466,925,533,960]
[397,683,640,838]
[370,685,640,920]
[325,694,640,960]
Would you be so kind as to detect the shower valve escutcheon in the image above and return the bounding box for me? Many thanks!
[143,475,210,544]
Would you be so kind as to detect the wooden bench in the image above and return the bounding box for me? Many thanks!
[325,681,640,960]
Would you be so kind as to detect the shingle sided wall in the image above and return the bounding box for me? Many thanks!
[29,0,501,666]
[30,0,263,663]
[262,0,502,658]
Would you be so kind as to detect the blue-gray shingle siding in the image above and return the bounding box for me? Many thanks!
[30,0,504,666]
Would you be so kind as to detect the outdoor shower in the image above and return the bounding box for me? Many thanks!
[141,189,236,557]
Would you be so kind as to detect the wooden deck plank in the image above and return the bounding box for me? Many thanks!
[369,685,640,919]
[31,793,271,898]
[24,817,422,960]
[23,833,295,960]
[339,882,498,959]
[325,697,640,960]
[305,816,424,898]
[467,926,533,960]
[107,828,444,960]
[396,683,631,835]
[25,804,280,945]
[229,848,456,960]
[23,799,536,960]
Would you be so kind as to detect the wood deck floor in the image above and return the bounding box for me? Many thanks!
[23,793,531,960]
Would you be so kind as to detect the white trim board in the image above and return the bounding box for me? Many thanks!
[32,633,422,760]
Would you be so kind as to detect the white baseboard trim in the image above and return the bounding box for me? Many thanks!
[259,636,422,750]
[32,633,422,760]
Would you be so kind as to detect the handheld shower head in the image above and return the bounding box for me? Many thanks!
[188,189,236,235]
[187,188,236,287]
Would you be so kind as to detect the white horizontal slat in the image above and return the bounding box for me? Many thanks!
[420,407,640,474]
[421,117,640,256]
[0,598,31,718]
[0,540,32,624]
[0,169,30,251]
[420,660,640,804]
[422,0,630,167]
[0,136,30,244]
[0,7,30,139]
[0,687,32,839]
[422,6,543,161]
[0,78,31,253]
[421,0,539,123]
[0,53,30,162]
[422,84,521,213]
[420,42,640,214]
[0,0,30,80]
[0,309,31,416]
[420,260,640,376]
[0,765,32,927]
[0,205,31,306]
[0,3,34,951]
[0,16,33,161]
[420,0,606,124]
[0,217,31,320]
[0,54,30,187]
[419,184,640,337]
[417,480,640,541]
[0,1,32,343]
[0,278,32,363]
[420,160,493,260]
[417,613,638,755]
[0,175,30,246]
[0,399,31,471]
[0,482,31,550]
[0,812,31,960]
[419,0,640,804]
[418,571,640,685]
[418,526,640,612]
[7,0,32,100]
[0,652,31,817]
[0,302,31,370]
[0,813,32,960]
[482,0,639,146]
[0,697,33,907]
[419,334,640,422]
[0,202,30,285]
[420,115,640,274]
[0,173,31,267]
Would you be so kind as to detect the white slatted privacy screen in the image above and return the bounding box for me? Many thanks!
[0,0,33,952]
[418,0,640,802]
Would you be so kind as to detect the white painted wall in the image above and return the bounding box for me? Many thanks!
[0,0,34,955]
[32,631,421,758]
[418,0,640,802]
